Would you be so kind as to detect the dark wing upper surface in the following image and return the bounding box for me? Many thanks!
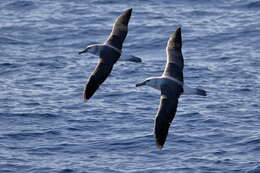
[154,83,182,148]
[163,27,184,82]
[83,47,120,101]
[83,60,113,101]
[105,8,132,50]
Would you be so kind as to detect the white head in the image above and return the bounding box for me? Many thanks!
[78,44,103,56]
[136,77,162,90]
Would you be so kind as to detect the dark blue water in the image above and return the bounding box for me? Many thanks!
[1,0,260,172]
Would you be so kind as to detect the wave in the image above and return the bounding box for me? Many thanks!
[3,130,61,140]
[248,166,260,173]
[5,1,36,11]
[0,36,29,45]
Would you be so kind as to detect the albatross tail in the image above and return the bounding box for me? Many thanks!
[183,84,207,96]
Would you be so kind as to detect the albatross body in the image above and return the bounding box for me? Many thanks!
[136,28,207,148]
[79,8,133,101]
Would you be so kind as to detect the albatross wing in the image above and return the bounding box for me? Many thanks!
[105,8,132,50]
[163,27,184,82]
[84,60,113,101]
[154,84,182,148]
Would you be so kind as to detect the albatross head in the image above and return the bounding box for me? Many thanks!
[136,77,161,90]
[78,44,102,56]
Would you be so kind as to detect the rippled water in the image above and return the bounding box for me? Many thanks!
[1,0,260,172]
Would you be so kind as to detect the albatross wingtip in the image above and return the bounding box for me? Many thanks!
[167,27,182,49]
[176,27,181,33]
[116,8,132,26]
[125,8,132,13]
[156,142,164,150]
[123,8,132,16]
[173,27,182,47]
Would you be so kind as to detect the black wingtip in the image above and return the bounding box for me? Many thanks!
[156,141,164,149]
[155,137,166,149]
[125,8,132,14]
[154,124,168,149]
[120,8,132,25]
[167,27,182,49]
[173,27,182,48]
[176,27,181,33]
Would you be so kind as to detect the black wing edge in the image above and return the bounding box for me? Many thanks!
[165,27,184,71]
[83,62,113,101]
[154,85,182,148]
[105,8,132,50]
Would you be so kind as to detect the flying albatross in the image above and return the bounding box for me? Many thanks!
[136,28,207,149]
[79,8,139,101]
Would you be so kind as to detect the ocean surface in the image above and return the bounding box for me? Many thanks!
[1,0,260,172]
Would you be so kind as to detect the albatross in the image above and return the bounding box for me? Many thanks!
[79,8,139,101]
[136,28,207,148]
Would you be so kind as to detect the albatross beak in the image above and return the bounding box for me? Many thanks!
[78,48,88,55]
[136,81,146,87]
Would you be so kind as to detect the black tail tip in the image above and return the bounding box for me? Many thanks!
[197,88,207,96]
[129,56,142,63]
